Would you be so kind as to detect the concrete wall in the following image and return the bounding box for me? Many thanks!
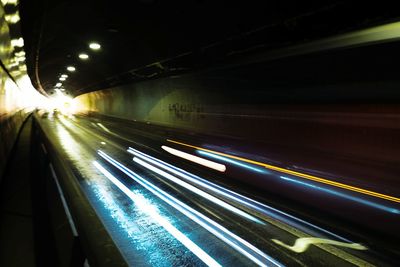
[0,64,31,179]
[75,41,400,167]
[0,3,37,179]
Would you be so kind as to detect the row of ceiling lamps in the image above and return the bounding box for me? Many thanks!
[54,42,101,91]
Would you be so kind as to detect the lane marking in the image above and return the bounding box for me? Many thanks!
[272,237,367,253]
[167,139,400,204]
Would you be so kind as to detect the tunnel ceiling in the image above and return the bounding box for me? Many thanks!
[18,0,400,97]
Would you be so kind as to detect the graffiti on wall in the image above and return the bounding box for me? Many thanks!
[168,103,205,121]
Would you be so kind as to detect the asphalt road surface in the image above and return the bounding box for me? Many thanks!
[35,111,400,266]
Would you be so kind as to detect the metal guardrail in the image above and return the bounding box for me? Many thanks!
[31,114,128,267]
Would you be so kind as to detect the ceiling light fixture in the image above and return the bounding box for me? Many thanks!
[89,42,101,50]
[66,66,76,72]
[15,51,25,57]
[10,38,24,47]
[79,53,89,60]
[59,77,66,81]
[55,83,62,87]
[5,12,20,24]
[61,74,68,78]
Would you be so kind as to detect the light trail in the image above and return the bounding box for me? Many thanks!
[93,161,222,267]
[197,150,266,173]
[98,151,283,267]
[96,123,111,133]
[280,176,400,214]
[132,156,263,224]
[161,145,226,172]
[127,146,351,242]
[272,237,367,253]
[167,139,400,204]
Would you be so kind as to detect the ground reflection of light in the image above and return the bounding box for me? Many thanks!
[133,156,263,224]
[197,150,266,173]
[96,123,111,133]
[93,161,221,267]
[90,173,185,264]
[91,181,139,239]
[55,123,81,155]
[99,151,283,267]
[127,147,350,242]
[280,176,400,214]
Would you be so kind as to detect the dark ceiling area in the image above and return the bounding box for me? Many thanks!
[18,0,400,97]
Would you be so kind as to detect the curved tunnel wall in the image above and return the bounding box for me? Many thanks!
[0,2,38,179]
[75,41,400,169]
[0,67,30,179]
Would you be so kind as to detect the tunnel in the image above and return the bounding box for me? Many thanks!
[1,1,400,266]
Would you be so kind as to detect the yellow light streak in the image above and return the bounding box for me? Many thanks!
[272,237,367,253]
[167,139,400,204]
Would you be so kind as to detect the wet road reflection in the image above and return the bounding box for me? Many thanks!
[35,112,398,266]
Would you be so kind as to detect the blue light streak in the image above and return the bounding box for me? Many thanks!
[197,150,267,174]
[99,150,283,267]
[280,176,400,214]
[132,156,263,224]
[127,147,351,242]
[93,161,222,267]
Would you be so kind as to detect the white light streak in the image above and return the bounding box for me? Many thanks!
[93,161,221,267]
[161,146,226,172]
[96,123,111,133]
[127,147,350,242]
[133,157,262,224]
[98,151,282,267]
